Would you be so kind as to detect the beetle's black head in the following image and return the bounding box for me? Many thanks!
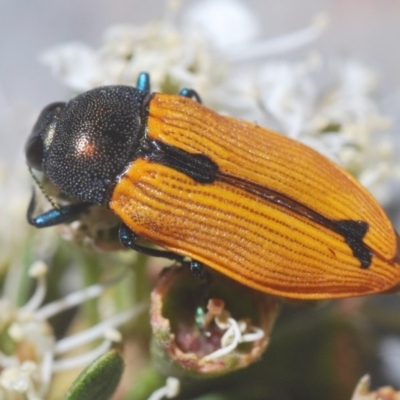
[26,86,149,205]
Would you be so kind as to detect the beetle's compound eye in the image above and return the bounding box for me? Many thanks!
[25,102,65,171]
[25,132,44,171]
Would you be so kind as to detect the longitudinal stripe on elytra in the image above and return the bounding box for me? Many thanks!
[118,169,382,285]
[149,113,389,241]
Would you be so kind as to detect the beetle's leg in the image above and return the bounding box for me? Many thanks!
[183,259,211,290]
[27,190,92,228]
[189,260,211,303]
[119,223,184,260]
[136,72,151,92]
[181,259,205,281]
[179,88,202,104]
[182,259,212,328]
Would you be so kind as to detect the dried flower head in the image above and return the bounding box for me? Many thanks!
[150,266,279,377]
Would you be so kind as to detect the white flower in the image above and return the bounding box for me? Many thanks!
[182,0,261,49]
[0,261,145,399]
[41,42,103,93]
[41,19,226,104]
[38,0,399,206]
[306,60,397,203]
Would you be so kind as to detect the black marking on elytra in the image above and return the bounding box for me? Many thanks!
[334,220,372,268]
[141,139,219,184]
[138,139,373,269]
[217,173,373,268]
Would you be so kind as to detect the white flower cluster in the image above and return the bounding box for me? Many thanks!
[40,17,225,103]
[40,0,399,206]
[0,262,143,399]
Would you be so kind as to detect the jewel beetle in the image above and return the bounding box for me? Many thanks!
[25,72,400,300]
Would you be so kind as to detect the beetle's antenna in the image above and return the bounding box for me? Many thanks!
[28,166,60,210]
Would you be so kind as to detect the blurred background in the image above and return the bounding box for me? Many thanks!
[1,1,400,399]
[1,0,399,107]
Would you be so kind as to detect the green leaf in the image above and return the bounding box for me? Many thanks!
[62,349,125,400]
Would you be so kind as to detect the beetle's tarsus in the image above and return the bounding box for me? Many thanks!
[185,260,207,281]
[136,72,151,92]
[27,190,91,228]
[179,88,202,103]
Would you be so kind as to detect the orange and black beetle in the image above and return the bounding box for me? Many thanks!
[26,72,400,299]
